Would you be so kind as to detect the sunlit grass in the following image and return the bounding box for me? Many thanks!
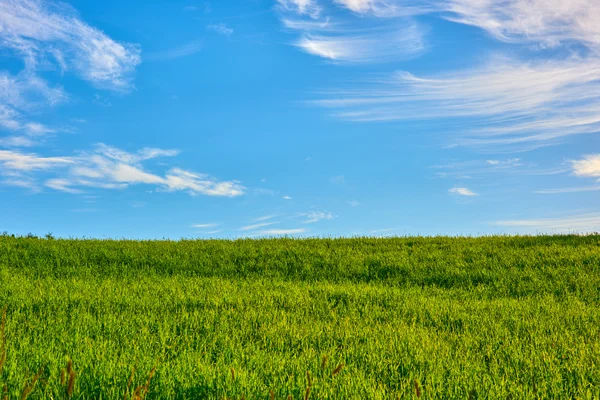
[0,234,599,398]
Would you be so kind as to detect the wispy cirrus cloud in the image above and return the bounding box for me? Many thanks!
[192,223,220,228]
[252,214,279,222]
[207,23,234,36]
[0,144,245,196]
[277,0,425,63]
[145,40,203,61]
[295,23,425,63]
[333,0,600,50]
[277,0,321,18]
[239,221,278,231]
[301,210,335,223]
[0,0,141,91]
[316,57,600,150]
[535,186,600,195]
[257,228,306,235]
[292,0,600,151]
[0,0,141,146]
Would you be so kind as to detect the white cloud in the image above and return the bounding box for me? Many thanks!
[494,212,600,233]
[207,23,233,36]
[278,0,425,64]
[145,40,203,61]
[0,150,73,171]
[333,0,600,50]
[347,200,360,207]
[282,195,292,200]
[0,136,36,147]
[296,24,425,62]
[277,0,321,18]
[0,1,141,150]
[239,222,278,231]
[438,0,600,50]
[571,154,600,178]
[302,210,335,223]
[192,223,220,228]
[257,228,306,235]
[45,178,81,194]
[449,187,478,196]
[95,143,179,164]
[0,145,245,197]
[0,0,141,91]
[25,122,55,135]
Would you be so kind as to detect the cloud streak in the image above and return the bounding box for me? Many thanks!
[494,212,600,233]
[278,0,425,63]
[145,40,203,61]
[316,57,600,150]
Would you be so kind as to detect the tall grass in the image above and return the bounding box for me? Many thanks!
[0,234,599,398]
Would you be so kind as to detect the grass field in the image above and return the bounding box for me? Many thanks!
[0,234,599,399]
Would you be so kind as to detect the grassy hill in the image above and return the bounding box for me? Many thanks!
[0,235,599,398]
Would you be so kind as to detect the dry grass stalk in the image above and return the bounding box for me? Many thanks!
[269,389,275,400]
[321,356,328,371]
[331,363,343,377]
[141,366,156,397]
[20,368,43,400]
[303,386,311,400]
[124,367,136,400]
[3,384,8,400]
[60,368,66,385]
[67,370,76,398]
[287,395,293,400]
[414,379,421,398]
[132,385,142,400]
[306,370,312,388]
[230,367,235,381]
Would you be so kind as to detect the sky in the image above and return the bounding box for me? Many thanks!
[0,0,599,238]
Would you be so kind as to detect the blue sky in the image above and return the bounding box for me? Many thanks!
[1,0,599,238]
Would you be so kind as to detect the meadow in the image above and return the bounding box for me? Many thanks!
[0,234,599,399]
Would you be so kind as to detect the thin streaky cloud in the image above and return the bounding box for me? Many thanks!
[334,0,600,50]
[145,40,203,61]
[192,223,220,228]
[301,211,335,223]
[252,215,279,222]
[494,212,600,232]
[296,24,425,63]
[239,222,278,231]
[535,186,600,194]
[316,57,600,150]
[257,228,306,235]
[207,23,233,36]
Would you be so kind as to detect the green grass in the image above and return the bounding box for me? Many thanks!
[0,234,599,399]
